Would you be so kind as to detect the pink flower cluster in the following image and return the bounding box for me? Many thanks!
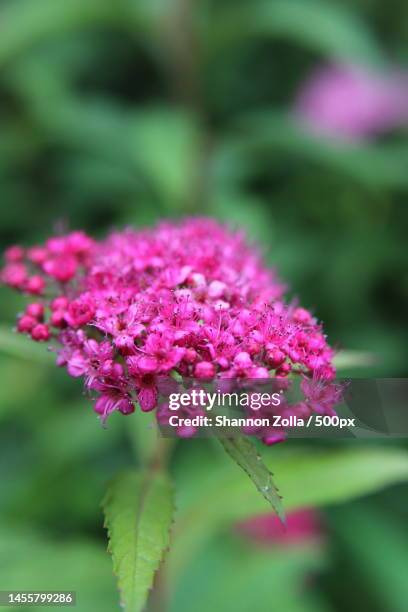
[1,219,340,439]
[295,63,408,141]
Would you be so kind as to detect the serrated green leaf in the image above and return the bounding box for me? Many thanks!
[220,437,284,522]
[102,469,174,612]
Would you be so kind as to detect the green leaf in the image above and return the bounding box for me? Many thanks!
[0,325,53,363]
[333,350,377,371]
[0,0,118,66]
[10,56,135,169]
[330,503,408,612]
[226,112,408,188]
[168,443,408,584]
[129,109,201,211]
[209,0,384,66]
[0,526,118,612]
[102,469,174,612]
[0,358,47,420]
[0,0,159,67]
[266,445,408,510]
[170,532,328,612]
[208,190,276,246]
[220,437,284,522]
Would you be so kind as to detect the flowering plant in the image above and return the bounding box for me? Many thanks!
[1,218,346,609]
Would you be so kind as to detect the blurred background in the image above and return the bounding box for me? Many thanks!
[0,0,407,611]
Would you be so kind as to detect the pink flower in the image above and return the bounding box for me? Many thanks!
[64,296,95,328]
[1,262,27,288]
[195,361,216,378]
[43,255,78,282]
[156,395,206,438]
[25,275,46,295]
[295,64,408,140]
[137,383,158,412]
[94,392,134,423]
[1,219,340,431]
[236,508,323,547]
[301,374,346,416]
[17,315,37,333]
[127,332,185,375]
[30,323,50,342]
[4,245,24,262]
[25,303,45,320]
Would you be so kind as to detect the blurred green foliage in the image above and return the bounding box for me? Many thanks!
[0,0,407,611]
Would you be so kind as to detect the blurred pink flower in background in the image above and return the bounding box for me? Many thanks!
[236,508,323,547]
[295,64,408,141]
